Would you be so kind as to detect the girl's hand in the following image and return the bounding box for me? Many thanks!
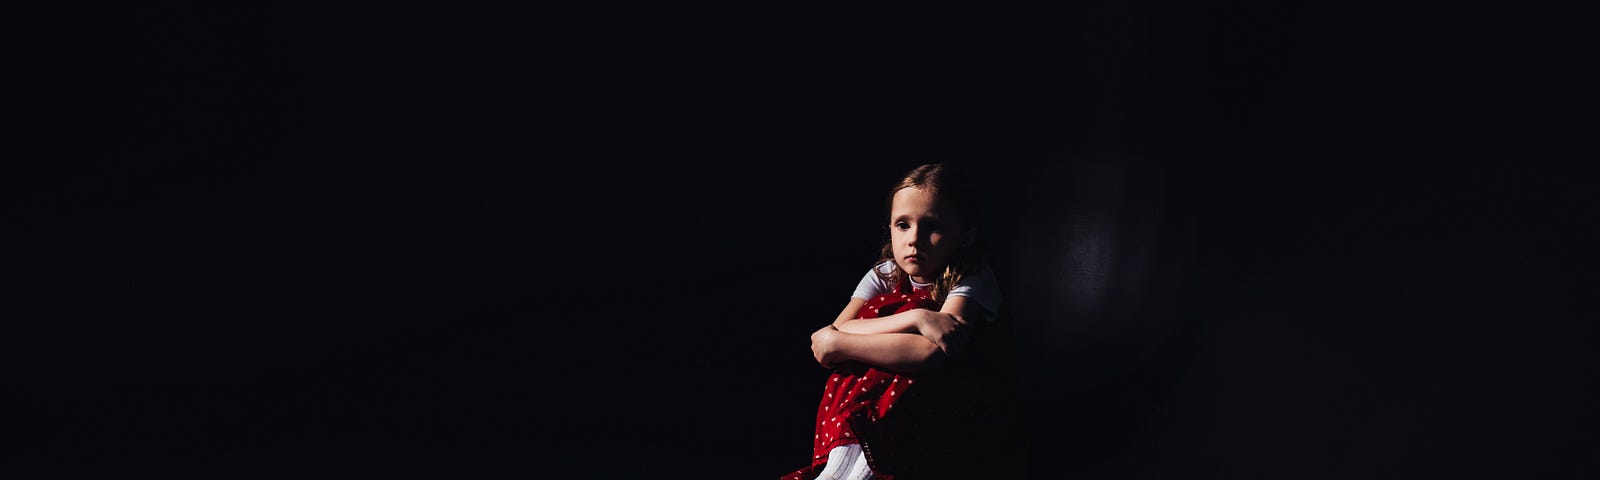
[811,325,843,369]
[914,309,969,357]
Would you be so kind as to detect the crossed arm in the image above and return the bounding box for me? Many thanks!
[809,295,986,373]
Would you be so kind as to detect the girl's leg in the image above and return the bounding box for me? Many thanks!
[840,448,876,480]
[815,444,878,480]
[814,444,861,480]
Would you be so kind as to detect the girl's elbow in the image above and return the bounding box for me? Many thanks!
[909,344,949,372]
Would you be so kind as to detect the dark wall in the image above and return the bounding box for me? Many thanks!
[14,1,1596,478]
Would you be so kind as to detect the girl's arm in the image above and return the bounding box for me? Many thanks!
[831,297,924,335]
[830,295,990,339]
[812,327,947,373]
[810,295,990,372]
[922,295,987,358]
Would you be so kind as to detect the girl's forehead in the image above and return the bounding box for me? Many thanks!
[892,186,936,207]
[890,187,956,217]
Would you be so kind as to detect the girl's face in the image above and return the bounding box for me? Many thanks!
[889,186,973,282]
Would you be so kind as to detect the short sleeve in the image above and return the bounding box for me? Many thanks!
[851,261,895,300]
[948,263,1003,320]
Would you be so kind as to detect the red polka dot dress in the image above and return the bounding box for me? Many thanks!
[783,276,939,480]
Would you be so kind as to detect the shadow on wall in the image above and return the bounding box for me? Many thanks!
[974,157,1208,476]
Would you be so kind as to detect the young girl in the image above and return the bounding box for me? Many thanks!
[783,164,1003,480]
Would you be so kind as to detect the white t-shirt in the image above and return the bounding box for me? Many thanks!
[851,259,1003,320]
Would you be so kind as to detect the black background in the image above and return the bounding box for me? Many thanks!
[11,1,1597,478]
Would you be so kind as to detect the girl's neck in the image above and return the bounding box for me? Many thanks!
[908,274,934,285]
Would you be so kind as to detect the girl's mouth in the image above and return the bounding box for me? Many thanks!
[905,255,922,264]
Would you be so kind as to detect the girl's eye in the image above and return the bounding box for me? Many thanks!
[894,221,910,230]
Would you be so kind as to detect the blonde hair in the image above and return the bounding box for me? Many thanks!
[874,163,984,304]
